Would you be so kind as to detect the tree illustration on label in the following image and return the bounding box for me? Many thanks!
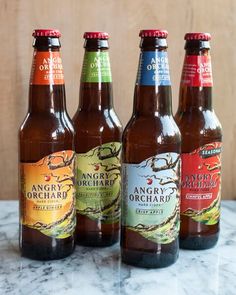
[123,152,180,244]
[20,150,76,239]
[181,142,222,225]
[76,142,122,224]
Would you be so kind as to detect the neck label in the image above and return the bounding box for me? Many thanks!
[181,55,213,87]
[136,51,171,86]
[30,51,64,85]
[81,51,112,83]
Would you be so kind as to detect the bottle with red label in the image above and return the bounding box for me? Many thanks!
[175,33,222,250]
[19,29,76,260]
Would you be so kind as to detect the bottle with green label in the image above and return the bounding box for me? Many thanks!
[121,29,181,268]
[73,32,122,247]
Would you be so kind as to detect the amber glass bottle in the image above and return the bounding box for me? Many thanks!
[19,29,76,260]
[121,30,181,268]
[175,33,222,250]
[73,32,122,247]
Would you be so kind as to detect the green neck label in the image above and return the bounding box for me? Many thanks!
[81,51,112,83]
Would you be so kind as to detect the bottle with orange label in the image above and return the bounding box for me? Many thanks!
[175,33,222,250]
[19,29,76,260]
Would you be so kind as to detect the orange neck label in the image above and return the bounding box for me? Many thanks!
[30,51,65,85]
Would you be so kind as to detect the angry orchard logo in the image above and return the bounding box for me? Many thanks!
[136,153,180,193]
[25,151,76,200]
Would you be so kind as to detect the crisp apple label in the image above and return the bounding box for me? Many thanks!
[81,51,112,83]
[136,51,171,86]
[76,142,121,223]
[181,142,222,225]
[122,152,180,244]
[30,51,64,85]
[181,55,213,87]
[20,150,76,239]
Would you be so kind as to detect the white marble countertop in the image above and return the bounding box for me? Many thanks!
[0,201,235,295]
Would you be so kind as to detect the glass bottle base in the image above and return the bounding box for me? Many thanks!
[20,241,75,261]
[76,231,119,247]
[180,233,219,250]
[121,248,178,269]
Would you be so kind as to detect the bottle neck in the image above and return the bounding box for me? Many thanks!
[29,44,67,114]
[133,38,172,116]
[178,41,213,111]
[79,39,113,111]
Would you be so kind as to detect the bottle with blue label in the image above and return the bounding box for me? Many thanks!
[121,29,181,268]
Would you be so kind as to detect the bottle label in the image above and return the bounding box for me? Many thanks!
[30,51,64,85]
[81,51,112,83]
[20,150,76,239]
[122,152,180,244]
[181,55,213,87]
[136,51,171,86]
[181,142,222,225]
[76,142,121,223]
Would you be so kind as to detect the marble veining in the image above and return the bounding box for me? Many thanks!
[0,201,235,295]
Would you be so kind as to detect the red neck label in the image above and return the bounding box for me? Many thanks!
[30,51,64,85]
[181,55,213,87]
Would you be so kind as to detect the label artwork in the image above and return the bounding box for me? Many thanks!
[81,51,112,83]
[30,51,64,85]
[181,55,213,87]
[136,51,171,86]
[76,142,121,224]
[122,152,180,244]
[20,150,76,239]
[181,142,222,225]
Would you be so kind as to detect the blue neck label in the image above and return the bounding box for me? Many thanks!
[136,51,171,86]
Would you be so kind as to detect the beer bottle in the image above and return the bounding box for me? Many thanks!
[175,33,222,250]
[73,32,122,246]
[121,30,181,268]
[19,29,76,260]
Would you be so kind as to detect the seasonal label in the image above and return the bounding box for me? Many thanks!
[20,150,76,239]
[122,152,180,244]
[81,51,112,83]
[181,142,222,225]
[181,55,213,87]
[30,51,64,85]
[136,51,171,86]
[76,142,121,223]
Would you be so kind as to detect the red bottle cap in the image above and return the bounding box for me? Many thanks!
[185,33,211,41]
[32,29,61,37]
[139,29,168,38]
[83,32,109,39]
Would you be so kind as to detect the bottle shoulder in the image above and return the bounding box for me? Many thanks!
[109,108,123,129]
[19,112,74,142]
[72,109,122,152]
[175,109,222,139]
[123,115,181,145]
[73,109,122,135]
